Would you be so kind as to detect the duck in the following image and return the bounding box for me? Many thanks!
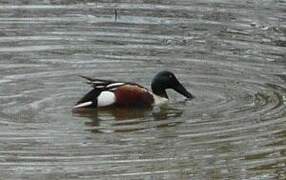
[73,71,193,109]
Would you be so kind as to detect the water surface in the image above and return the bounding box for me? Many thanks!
[0,0,286,179]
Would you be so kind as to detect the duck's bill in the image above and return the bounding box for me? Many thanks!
[174,83,194,99]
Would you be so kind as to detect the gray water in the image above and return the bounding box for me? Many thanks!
[0,0,286,179]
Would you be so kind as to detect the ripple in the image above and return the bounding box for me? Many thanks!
[0,0,286,179]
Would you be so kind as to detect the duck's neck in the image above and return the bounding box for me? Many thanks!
[151,85,168,99]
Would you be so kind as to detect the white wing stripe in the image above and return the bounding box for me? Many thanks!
[106,83,125,88]
[73,101,92,108]
[94,85,105,88]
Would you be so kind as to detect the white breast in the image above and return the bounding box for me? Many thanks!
[151,93,168,105]
[97,91,116,107]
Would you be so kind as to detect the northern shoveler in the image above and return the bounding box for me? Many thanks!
[73,71,193,109]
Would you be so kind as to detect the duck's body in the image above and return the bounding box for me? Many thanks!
[73,71,193,109]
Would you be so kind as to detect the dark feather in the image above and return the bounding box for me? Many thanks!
[75,88,101,107]
[79,75,127,90]
[79,75,116,83]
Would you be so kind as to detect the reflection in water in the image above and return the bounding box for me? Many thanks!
[73,105,183,133]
